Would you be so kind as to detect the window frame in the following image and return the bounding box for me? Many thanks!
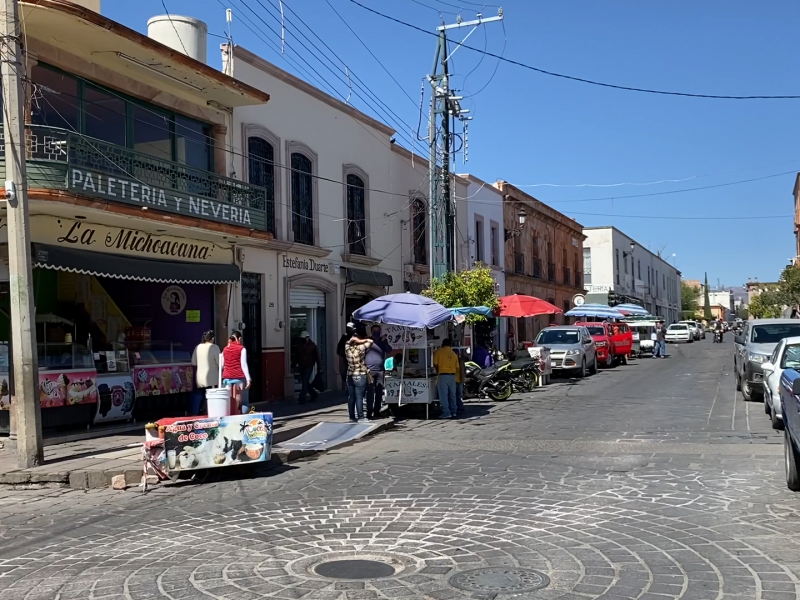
[490,221,500,267]
[474,214,485,264]
[243,124,281,237]
[342,164,370,256]
[286,141,320,246]
[411,197,428,266]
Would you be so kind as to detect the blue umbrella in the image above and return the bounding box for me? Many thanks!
[565,304,626,319]
[353,293,453,328]
[615,303,649,316]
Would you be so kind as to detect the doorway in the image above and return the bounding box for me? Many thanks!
[241,272,263,403]
[289,286,327,394]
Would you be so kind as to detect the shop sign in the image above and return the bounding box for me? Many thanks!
[384,378,430,404]
[95,374,137,423]
[134,365,194,398]
[69,168,265,230]
[381,324,427,349]
[282,255,330,273]
[39,370,98,408]
[186,310,201,323]
[587,285,612,293]
[162,413,273,471]
[161,285,187,315]
[28,216,231,264]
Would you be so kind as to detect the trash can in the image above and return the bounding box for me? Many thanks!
[206,388,231,418]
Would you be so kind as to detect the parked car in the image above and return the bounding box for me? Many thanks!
[575,322,631,367]
[762,337,800,429]
[735,319,800,401]
[680,320,703,340]
[778,368,800,490]
[666,323,692,343]
[535,326,597,378]
[608,322,633,364]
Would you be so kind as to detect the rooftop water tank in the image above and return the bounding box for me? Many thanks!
[147,14,207,64]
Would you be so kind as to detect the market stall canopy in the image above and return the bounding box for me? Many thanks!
[565,304,626,319]
[345,267,393,287]
[353,293,452,328]
[497,294,562,318]
[32,244,240,284]
[615,303,649,316]
[449,306,493,318]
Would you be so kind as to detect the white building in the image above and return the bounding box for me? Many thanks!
[583,227,682,323]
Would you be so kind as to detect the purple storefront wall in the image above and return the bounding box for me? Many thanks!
[100,278,214,352]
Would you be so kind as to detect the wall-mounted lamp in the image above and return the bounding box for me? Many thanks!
[623,241,636,258]
[504,208,526,241]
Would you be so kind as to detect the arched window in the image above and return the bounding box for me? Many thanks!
[248,136,275,235]
[412,199,427,266]
[291,152,314,245]
[346,174,366,255]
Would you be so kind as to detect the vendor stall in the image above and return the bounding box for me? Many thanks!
[354,293,453,419]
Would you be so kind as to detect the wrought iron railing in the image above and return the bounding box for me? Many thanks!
[514,252,525,275]
[548,262,556,282]
[6,125,275,235]
[532,258,542,279]
[563,267,571,286]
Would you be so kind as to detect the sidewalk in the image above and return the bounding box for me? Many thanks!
[0,391,393,490]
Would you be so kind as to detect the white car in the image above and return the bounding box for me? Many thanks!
[666,323,692,343]
[680,320,703,340]
[762,336,800,430]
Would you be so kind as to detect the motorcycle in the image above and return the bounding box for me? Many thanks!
[463,357,540,400]
[713,329,723,344]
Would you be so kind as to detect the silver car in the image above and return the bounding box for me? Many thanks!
[734,319,800,401]
[536,325,598,378]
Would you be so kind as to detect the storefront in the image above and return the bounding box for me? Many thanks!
[0,215,238,433]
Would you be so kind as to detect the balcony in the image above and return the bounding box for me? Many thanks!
[563,267,571,286]
[548,262,556,282]
[6,125,275,234]
[514,252,525,275]
[532,258,542,279]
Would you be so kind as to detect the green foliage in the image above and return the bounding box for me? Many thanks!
[737,307,749,320]
[423,264,500,323]
[749,290,782,319]
[681,282,699,314]
[703,272,712,320]
[779,265,800,307]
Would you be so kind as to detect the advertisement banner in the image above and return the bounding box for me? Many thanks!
[381,325,427,349]
[384,377,431,404]
[95,374,137,423]
[162,413,273,472]
[39,370,98,408]
[134,365,194,398]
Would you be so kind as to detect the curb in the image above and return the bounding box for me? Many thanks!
[0,419,394,490]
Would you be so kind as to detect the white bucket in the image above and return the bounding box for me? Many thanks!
[206,388,231,417]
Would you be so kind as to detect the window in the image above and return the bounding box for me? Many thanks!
[412,199,427,265]
[624,251,628,274]
[638,260,641,280]
[84,85,126,146]
[346,174,366,255]
[30,65,79,131]
[490,225,499,266]
[583,247,592,284]
[175,116,212,172]
[291,152,314,245]
[247,136,275,233]
[615,249,620,272]
[663,274,666,289]
[475,218,484,263]
[133,105,172,161]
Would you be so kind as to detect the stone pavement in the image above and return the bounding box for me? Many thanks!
[0,339,798,599]
[0,391,395,489]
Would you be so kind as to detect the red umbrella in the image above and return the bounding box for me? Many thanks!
[496,294,563,318]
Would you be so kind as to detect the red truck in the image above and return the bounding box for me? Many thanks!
[575,322,633,367]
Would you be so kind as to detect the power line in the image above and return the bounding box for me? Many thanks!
[160,0,190,57]
[564,211,791,221]
[348,0,800,100]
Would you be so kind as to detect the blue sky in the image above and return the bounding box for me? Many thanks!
[105,0,800,286]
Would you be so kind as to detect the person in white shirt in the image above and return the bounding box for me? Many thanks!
[190,330,220,415]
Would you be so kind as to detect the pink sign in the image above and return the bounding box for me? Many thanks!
[39,370,98,408]
[134,365,194,398]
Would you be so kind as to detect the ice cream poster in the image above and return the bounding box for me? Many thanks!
[134,366,194,398]
[161,413,273,472]
[39,371,98,408]
[95,375,137,423]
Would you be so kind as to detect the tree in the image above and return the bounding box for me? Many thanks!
[423,264,499,323]
[681,281,699,316]
[737,307,749,320]
[703,272,712,321]
[749,289,782,319]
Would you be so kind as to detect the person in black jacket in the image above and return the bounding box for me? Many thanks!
[337,322,354,389]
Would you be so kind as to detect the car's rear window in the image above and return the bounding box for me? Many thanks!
[751,324,800,344]
[782,344,800,369]
[669,325,688,330]
[586,326,605,336]
[537,330,580,344]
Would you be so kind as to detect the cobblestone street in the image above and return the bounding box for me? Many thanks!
[0,340,797,600]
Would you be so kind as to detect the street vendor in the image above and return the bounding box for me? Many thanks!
[433,338,459,419]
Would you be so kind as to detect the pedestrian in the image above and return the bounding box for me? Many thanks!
[433,338,459,419]
[337,323,354,390]
[344,324,373,423]
[294,331,321,404]
[219,331,251,414]
[454,347,467,415]
[656,320,667,358]
[365,324,392,420]
[650,328,658,358]
[190,330,220,415]
[472,339,493,369]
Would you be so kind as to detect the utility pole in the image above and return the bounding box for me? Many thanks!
[2,0,43,467]
[427,10,502,280]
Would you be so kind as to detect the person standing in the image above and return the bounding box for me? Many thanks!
[656,320,667,358]
[344,325,374,423]
[365,325,392,420]
[454,347,467,415]
[336,322,354,390]
[433,338,459,419]
[472,340,493,369]
[219,331,251,414]
[190,330,220,415]
[294,331,321,405]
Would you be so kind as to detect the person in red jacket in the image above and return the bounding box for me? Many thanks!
[219,331,252,414]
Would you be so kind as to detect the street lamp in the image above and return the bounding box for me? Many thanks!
[504,208,527,241]
[622,241,635,258]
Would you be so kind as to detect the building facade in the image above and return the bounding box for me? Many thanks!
[0,1,271,430]
[583,227,682,323]
[498,182,586,347]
